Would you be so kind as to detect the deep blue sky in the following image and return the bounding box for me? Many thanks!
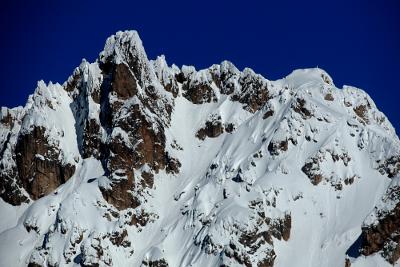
[1,0,399,132]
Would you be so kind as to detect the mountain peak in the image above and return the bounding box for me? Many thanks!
[0,30,399,267]
[285,67,335,88]
[99,30,146,63]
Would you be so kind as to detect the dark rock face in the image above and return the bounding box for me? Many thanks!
[324,93,334,101]
[142,258,169,267]
[0,109,29,205]
[217,199,291,267]
[354,104,369,124]
[302,160,323,185]
[0,171,28,205]
[361,193,400,264]
[100,174,139,210]
[292,98,312,119]
[82,119,102,158]
[344,257,351,267]
[109,229,131,247]
[15,126,75,200]
[91,39,180,211]
[196,117,225,140]
[268,140,289,156]
[235,71,270,113]
[183,82,217,104]
[263,110,274,119]
[268,138,298,157]
[377,156,400,178]
[177,64,271,112]
[196,116,236,140]
[112,63,138,99]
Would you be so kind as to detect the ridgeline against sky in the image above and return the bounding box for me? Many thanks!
[0,0,399,131]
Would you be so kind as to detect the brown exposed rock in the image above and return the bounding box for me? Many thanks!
[111,63,138,99]
[130,209,157,227]
[0,112,14,127]
[15,126,75,200]
[196,118,224,140]
[141,171,154,188]
[268,140,288,156]
[0,172,28,205]
[175,72,187,83]
[64,71,80,93]
[100,174,139,211]
[239,230,272,250]
[211,71,235,95]
[271,214,292,241]
[224,243,252,267]
[344,176,355,185]
[142,258,169,267]
[257,256,275,267]
[321,73,333,85]
[236,73,270,113]
[110,229,131,247]
[80,236,112,267]
[293,98,312,119]
[82,119,102,158]
[107,136,135,176]
[165,154,181,175]
[198,234,224,255]
[361,202,400,264]
[0,124,29,205]
[377,156,400,178]
[137,122,166,171]
[224,123,235,133]
[184,83,217,104]
[302,161,323,185]
[354,104,369,124]
[268,138,297,156]
[263,110,274,119]
[324,93,334,101]
[226,200,291,267]
[98,97,180,209]
[99,130,140,212]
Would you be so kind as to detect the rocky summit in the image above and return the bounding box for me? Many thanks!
[0,30,399,267]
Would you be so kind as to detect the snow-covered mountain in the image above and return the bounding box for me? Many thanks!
[0,30,399,267]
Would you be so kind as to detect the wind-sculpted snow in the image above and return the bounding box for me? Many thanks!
[0,30,399,267]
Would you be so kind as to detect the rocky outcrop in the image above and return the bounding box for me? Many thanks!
[94,31,180,210]
[196,116,224,140]
[292,98,312,119]
[15,126,75,200]
[234,69,270,113]
[112,63,138,99]
[301,148,353,187]
[361,203,400,264]
[142,258,169,267]
[361,180,400,264]
[196,116,236,140]
[0,108,29,205]
[377,155,400,178]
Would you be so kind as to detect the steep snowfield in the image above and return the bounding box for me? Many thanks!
[0,30,399,267]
